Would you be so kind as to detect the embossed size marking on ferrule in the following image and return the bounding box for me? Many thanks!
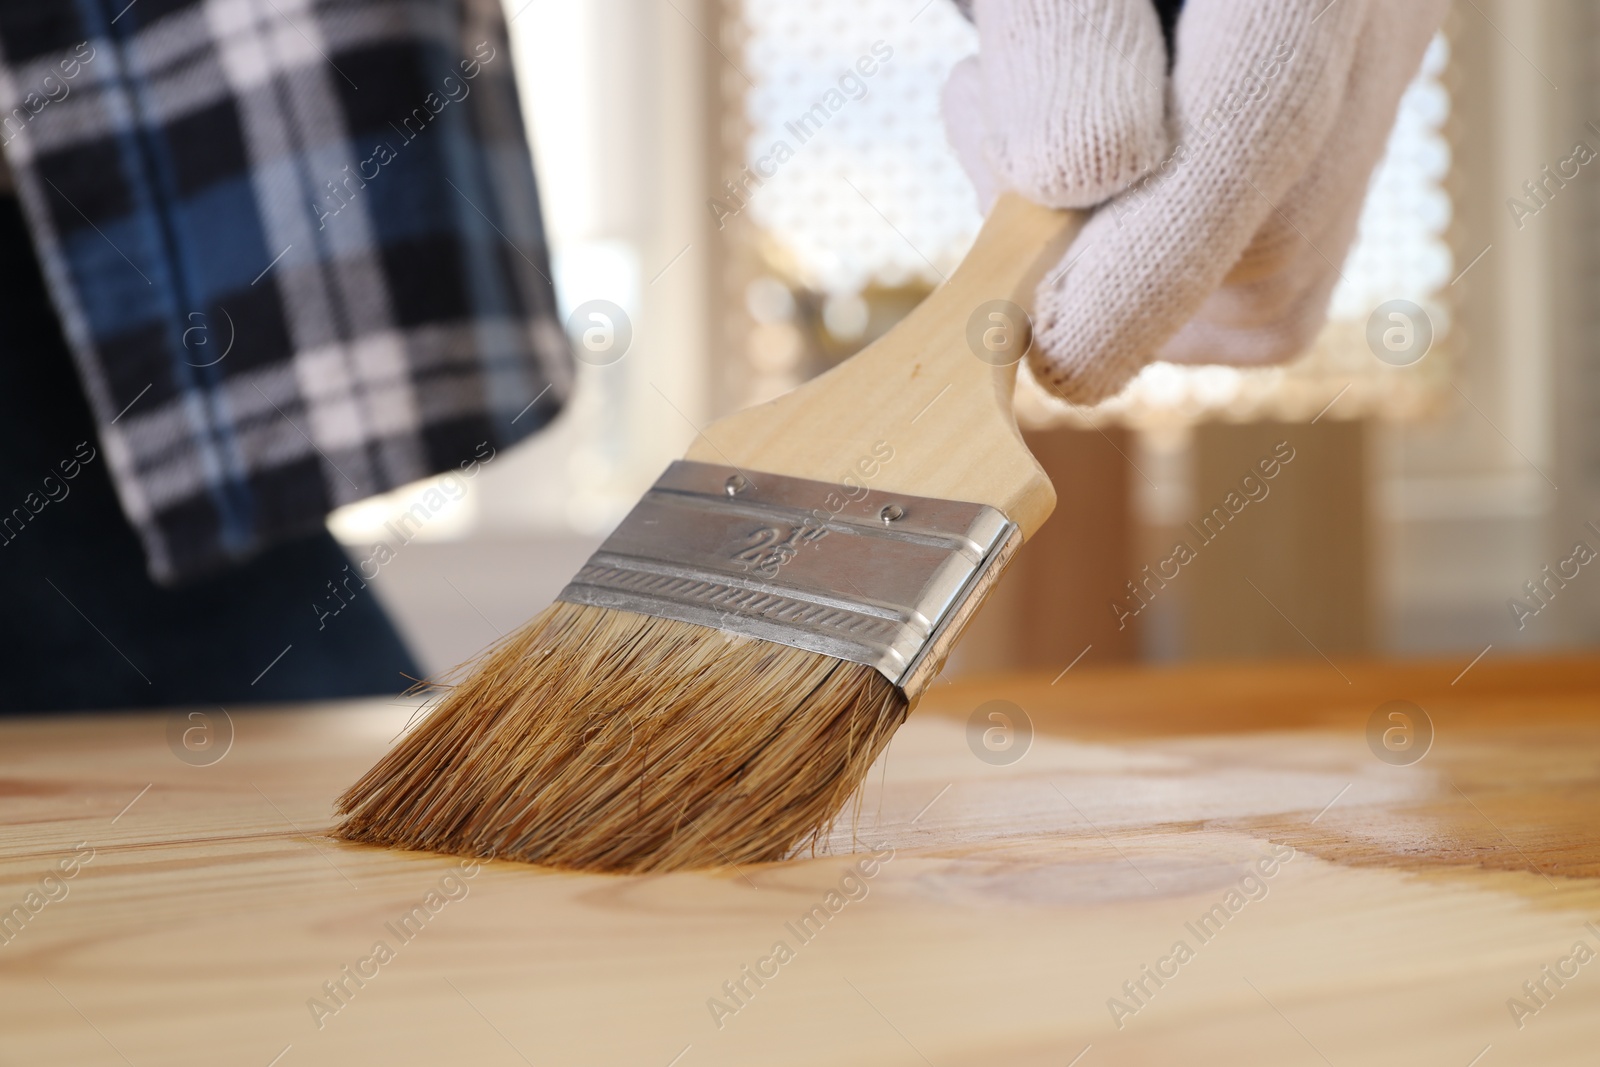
[556,461,1020,699]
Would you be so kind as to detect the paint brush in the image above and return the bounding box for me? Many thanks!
[335,195,1083,871]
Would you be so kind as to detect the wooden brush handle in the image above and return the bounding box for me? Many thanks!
[689,194,1086,538]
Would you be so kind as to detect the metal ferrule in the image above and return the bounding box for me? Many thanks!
[556,460,1021,700]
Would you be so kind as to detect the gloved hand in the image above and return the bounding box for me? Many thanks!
[943,0,1450,405]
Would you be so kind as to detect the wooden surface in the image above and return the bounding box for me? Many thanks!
[6,655,1600,1064]
[687,195,1084,539]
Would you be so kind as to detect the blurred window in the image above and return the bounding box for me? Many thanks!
[727,4,1453,429]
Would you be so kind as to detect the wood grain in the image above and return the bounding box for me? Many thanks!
[686,194,1084,538]
[5,655,1600,1064]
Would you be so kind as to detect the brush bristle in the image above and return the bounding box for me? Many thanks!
[334,601,908,872]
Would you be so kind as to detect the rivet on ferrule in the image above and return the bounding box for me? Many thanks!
[879,504,905,524]
[725,474,748,496]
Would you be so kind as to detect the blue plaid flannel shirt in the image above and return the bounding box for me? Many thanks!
[0,0,571,583]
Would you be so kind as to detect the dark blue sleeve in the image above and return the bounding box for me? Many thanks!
[1152,0,1185,63]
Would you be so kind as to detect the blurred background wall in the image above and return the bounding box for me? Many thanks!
[333,0,1600,682]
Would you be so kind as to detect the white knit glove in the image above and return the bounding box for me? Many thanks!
[943,0,1449,404]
